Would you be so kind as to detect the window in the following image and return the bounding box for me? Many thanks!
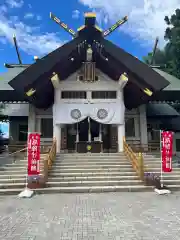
[92,91,117,99]
[176,139,180,152]
[125,118,135,137]
[61,91,86,99]
[18,124,28,141]
[41,118,53,138]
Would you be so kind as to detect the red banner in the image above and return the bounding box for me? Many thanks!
[161,131,173,172]
[27,133,41,176]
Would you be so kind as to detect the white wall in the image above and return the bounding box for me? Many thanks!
[53,71,125,126]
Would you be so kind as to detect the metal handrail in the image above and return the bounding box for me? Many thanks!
[123,138,144,181]
[43,138,57,182]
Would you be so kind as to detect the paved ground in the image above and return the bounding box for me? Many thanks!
[0,192,180,240]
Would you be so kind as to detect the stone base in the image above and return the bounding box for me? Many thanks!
[154,187,171,195]
[18,188,34,198]
[27,182,46,189]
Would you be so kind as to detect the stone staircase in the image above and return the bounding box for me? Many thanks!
[0,153,27,194]
[2,152,180,195]
[0,152,152,194]
[143,153,180,189]
[46,153,150,193]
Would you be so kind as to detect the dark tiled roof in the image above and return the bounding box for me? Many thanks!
[147,103,180,117]
[153,68,180,91]
[0,67,26,90]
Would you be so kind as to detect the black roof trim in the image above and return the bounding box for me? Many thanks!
[9,37,85,94]
[101,38,169,92]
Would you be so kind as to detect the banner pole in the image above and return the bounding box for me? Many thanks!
[18,132,34,198]
[160,130,163,188]
[25,132,30,189]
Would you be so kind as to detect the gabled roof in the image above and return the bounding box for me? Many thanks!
[7,42,169,109]
[1,14,170,109]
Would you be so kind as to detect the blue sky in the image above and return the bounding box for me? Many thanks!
[0,122,9,138]
[0,0,179,73]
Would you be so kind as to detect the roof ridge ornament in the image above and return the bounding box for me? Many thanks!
[50,12,77,38]
[13,34,22,65]
[103,16,128,37]
[4,35,32,68]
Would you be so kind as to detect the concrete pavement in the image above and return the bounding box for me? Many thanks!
[0,192,180,239]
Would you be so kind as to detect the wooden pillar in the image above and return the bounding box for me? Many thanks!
[61,125,67,150]
[110,125,118,152]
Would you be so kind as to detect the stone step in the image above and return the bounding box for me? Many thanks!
[143,156,160,159]
[50,167,135,173]
[144,160,162,163]
[49,171,137,177]
[58,153,125,156]
[0,170,27,175]
[2,183,180,195]
[146,166,180,171]
[0,178,27,184]
[0,185,154,195]
[0,166,27,171]
[0,174,26,179]
[56,158,128,161]
[0,181,141,189]
[2,175,179,185]
[52,164,133,169]
[46,180,143,187]
[163,179,180,185]
[57,156,127,159]
[53,165,133,169]
[53,162,131,166]
[48,175,140,181]
[0,183,25,189]
[19,159,128,164]
[0,175,139,184]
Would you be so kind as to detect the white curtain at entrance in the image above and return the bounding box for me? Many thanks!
[53,102,125,125]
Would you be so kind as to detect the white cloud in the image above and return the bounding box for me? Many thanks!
[72,10,80,19]
[0,1,63,56]
[36,15,42,21]
[6,0,24,8]
[24,13,34,19]
[79,0,180,47]
[24,13,42,21]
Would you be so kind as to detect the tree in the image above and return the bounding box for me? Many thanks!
[143,49,167,66]
[164,9,180,78]
[143,8,180,78]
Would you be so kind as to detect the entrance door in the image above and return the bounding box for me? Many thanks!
[66,118,111,153]
[78,118,100,142]
[79,118,88,142]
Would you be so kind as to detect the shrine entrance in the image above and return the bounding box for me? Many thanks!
[66,118,111,153]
